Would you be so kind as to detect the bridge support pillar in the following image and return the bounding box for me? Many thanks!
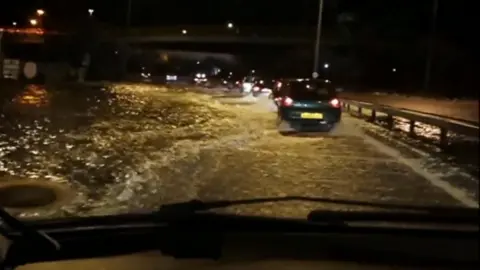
[87,40,133,81]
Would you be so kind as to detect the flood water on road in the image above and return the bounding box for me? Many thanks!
[0,84,475,220]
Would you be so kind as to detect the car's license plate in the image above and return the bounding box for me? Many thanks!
[300,112,323,119]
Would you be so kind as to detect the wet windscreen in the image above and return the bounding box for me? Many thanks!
[288,81,336,100]
[0,1,477,235]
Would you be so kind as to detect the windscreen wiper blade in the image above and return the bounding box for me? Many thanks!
[0,208,60,250]
[158,196,477,217]
[307,209,479,225]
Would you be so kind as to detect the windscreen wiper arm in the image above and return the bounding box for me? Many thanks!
[0,208,60,250]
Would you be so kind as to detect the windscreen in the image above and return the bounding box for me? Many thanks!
[1,2,475,231]
[288,81,336,100]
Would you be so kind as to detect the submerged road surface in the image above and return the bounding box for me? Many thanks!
[0,83,477,219]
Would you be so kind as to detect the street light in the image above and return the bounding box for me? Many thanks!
[126,0,132,27]
[12,22,17,26]
[182,29,187,34]
[324,63,329,68]
[227,22,239,34]
[88,9,94,16]
[36,9,45,16]
[29,19,38,26]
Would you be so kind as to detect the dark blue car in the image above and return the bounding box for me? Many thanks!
[275,79,341,131]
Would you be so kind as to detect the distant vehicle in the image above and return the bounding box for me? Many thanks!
[193,72,208,86]
[251,78,275,96]
[222,77,242,90]
[275,79,341,132]
[140,72,151,82]
[241,76,257,93]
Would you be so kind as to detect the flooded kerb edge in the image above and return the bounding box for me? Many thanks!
[357,123,480,204]
[344,105,478,179]
[351,117,479,208]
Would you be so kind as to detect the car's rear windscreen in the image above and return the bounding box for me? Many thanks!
[288,81,336,100]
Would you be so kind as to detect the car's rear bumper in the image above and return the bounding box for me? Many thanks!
[279,107,341,123]
[287,121,337,132]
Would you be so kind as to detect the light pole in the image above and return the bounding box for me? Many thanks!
[424,0,438,92]
[312,0,325,78]
[126,0,132,27]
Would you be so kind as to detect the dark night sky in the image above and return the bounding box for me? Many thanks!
[0,1,475,47]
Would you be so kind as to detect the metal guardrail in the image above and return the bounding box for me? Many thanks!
[340,99,479,146]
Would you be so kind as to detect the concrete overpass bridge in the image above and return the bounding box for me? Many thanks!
[102,25,342,45]
[0,25,346,80]
[93,25,348,60]
[1,25,343,46]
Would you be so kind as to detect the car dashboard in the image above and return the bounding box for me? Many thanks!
[12,231,478,270]
[18,253,448,270]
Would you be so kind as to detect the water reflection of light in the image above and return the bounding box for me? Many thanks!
[0,27,45,35]
[14,85,50,107]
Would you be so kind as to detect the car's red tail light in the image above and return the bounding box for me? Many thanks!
[329,98,340,108]
[282,96,293,106]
